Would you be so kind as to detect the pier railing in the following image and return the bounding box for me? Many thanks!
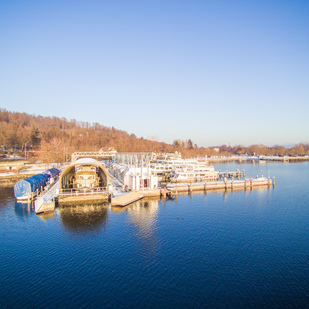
[58,187,109,196]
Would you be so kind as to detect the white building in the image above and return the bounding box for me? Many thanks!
[109,163,158,191]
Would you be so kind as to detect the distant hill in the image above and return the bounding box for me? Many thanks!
[0,108,203,160]
[0,108,308,162]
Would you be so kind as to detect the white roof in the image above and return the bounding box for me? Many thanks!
[72,158,100,165]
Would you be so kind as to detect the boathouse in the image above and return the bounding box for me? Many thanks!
[59,158,109,192]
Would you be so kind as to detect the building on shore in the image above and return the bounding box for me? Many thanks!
[109,163,158,191]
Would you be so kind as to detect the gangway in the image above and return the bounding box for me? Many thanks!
[35,180,60,213]
[108,171,124,197]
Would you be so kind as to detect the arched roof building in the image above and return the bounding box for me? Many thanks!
[60,158,109,192]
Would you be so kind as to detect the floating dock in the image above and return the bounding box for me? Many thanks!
[111,191,144,207]
[164,177,273,196]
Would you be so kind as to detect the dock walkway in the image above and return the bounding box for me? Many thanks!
[112,191,144,207]
[35,180,60,214]
[166,177,273,195]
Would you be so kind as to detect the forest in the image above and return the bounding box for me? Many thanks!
[0,108,308,164]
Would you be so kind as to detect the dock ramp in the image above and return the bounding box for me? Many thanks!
[35,180,59,214]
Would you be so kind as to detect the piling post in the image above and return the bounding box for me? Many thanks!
[190,182,193,193]
[244,178,247,190]
[204,181,207,192]
[224,177,227,190]
[231,177,234,190]
[243,170,245,178]
[268,177,271,186]
[273,177,275,188]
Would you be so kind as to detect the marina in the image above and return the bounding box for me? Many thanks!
[10,150,275,214]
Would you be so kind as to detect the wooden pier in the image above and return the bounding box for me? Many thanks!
[111,192,144,207]
[127,177,273,201]
[165,177,273,197]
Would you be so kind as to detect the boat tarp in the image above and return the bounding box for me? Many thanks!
[14,174,49,199]
[42,168,60,179]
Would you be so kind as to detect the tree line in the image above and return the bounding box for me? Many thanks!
[0,108,308,164]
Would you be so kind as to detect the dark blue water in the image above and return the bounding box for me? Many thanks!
[1,162,309,308]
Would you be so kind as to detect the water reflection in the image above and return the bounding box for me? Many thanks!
[0,187,15,215]
[14,202,34,219]
[37,211,55,222]
[125,199,160,256]
[58,203,109,236]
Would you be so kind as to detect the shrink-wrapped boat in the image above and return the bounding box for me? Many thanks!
[14,168,59,202]
[14,174,49,201]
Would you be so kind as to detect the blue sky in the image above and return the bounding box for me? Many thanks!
[0,0,308,147]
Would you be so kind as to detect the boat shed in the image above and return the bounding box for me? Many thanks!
[59,158,109,192]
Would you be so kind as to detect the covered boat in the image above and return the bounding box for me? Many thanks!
[42,168,60,185]
[14,174,49,201]
[42,168,60,180]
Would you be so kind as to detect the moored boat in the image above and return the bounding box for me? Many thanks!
[170,170,219,182]
[14,168,60,202]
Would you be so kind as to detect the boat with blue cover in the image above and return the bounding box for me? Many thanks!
[14,168,60,202]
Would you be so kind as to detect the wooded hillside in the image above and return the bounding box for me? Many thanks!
[0,108,199,161]
[0,108,308,163]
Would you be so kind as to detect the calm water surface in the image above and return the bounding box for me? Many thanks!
[1,162,309,308]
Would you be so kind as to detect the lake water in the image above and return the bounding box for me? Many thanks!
[1,162,309,308]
